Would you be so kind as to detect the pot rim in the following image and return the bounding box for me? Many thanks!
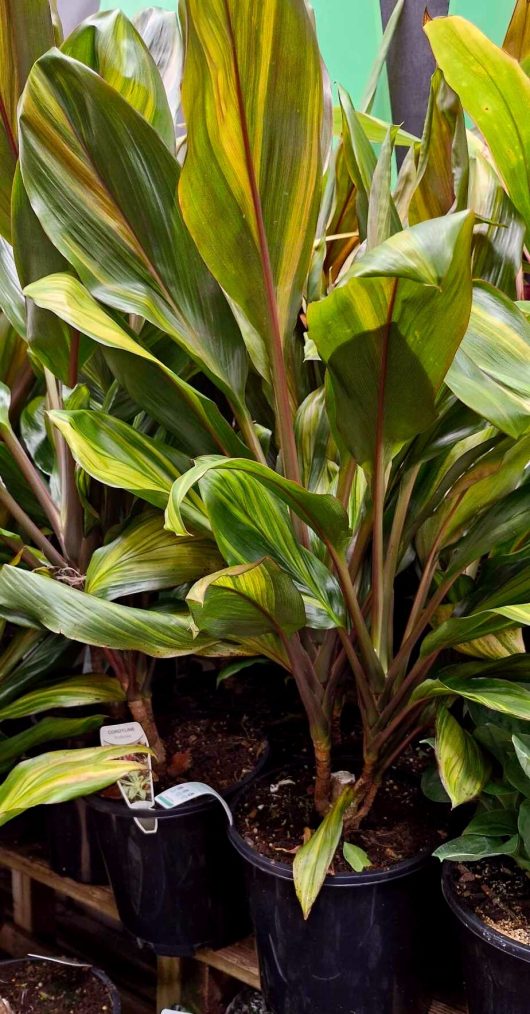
[86,736,270,820]
[228,765,435,886]
[442,862,530,963]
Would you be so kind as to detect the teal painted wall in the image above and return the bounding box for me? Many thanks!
[101,0,516,105]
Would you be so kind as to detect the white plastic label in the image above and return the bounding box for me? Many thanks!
[155,781,233,825]
[100,722,157,834]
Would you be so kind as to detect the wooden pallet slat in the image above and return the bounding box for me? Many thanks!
[0,842,465,1014]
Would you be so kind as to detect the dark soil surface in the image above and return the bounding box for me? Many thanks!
[235,760,447,872]
[0,961,113,1013]
[450,859,530,946]
[158,715,267,793]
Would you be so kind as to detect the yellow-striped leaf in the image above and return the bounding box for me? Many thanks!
[469,154,525,299]
[85,512,222,601]
[425,16,530,236]
[447,283,530,439]
[0,674,125,720]
[26,273,248,458]
[308,211,474,471]
[0,565,218,657]
[19,50,248,403]
[0,0,56,240]
[435,706,490,807]
[0,745,150,826]
[63,10,174,149]
[0,715,105,770]
[293,786,354,918]
[133,7,182,126]
[165,456,351,556]
[179,0,324,383]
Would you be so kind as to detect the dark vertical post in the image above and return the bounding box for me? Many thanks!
[379,0,450,138]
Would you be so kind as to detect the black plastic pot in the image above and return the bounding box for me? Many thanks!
[87,744,269,956]
[0,959,120,1012]
[443,863,530,1014]
[47,798,108,885]
[229,824,435,1014]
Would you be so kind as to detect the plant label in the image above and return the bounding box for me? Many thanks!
[100,722,157,834]
[155,781,233,825]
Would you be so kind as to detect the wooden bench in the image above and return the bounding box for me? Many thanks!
[0,841,466,1013]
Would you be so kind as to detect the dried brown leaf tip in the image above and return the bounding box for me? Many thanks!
[423,7,433,25]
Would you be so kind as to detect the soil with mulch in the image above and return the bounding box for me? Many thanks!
[156,714,267,794]
[450,859,530,946]
[235,760,447,872]
[0,961,113,1013]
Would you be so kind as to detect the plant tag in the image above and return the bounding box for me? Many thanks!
[100,722,157,834]
[155,781,233,825]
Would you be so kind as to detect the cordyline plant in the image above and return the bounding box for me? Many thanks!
[1,0,530,910]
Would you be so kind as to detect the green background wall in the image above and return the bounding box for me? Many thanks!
[101,0,516,107]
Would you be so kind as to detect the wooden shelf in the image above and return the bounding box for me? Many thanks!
[0,841,465,1013]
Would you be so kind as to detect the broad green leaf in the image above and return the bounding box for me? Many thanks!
[0,675,124,720]
[294,388,338,496]
[187,559,306,641]
[86,512,222,601]
[20,396,54,476]
[165,456,351,556]
[438,675,530,723]
[343,842,372,872]
[339,87,400,242]
[179,0,323,385]
[417,434,530,559]
[332,106,419,148]
[447,486,530,577]
[11,165,83,383]
[513,733,530,779]
[409,69,467,225]
[197,468,344,628]
[447,284,530,439]
[308,211,474,470]
[425,16,530,236]
[0,565,218,657]
[433,833,519,862]
[293,786,353,919]
[0,0,56,240]
[518,798,530,854]
[133,7,182,124]
[19,50,247,403]
[503,0,530,74]
[469,154,525,298]
[0,237,25,336]
[26,273,248,458]
[0,715,105,770]
[464,809,518,837]
[367,127,400,249]
[63,10,174,149]
[49,409,186,511]
[0,632,70,709]
[0,745,150,826]
[435,706,490,807]
[423,603,530,657]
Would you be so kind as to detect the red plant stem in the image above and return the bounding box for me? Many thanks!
[337,628,378,727]
[372,279,398,664]
[329,547,383,690]
[0,94,18,161]
[1,428,62,542]
[386,575,459,688]
[0,482,66,568]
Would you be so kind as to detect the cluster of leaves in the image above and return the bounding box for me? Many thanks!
[0,0,529,914]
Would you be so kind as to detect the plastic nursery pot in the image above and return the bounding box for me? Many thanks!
[230,797,436,1014]
[0,959,121,1013]
[47,798,108,885]
[442,863,530,1014]
[86,743,269,956]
